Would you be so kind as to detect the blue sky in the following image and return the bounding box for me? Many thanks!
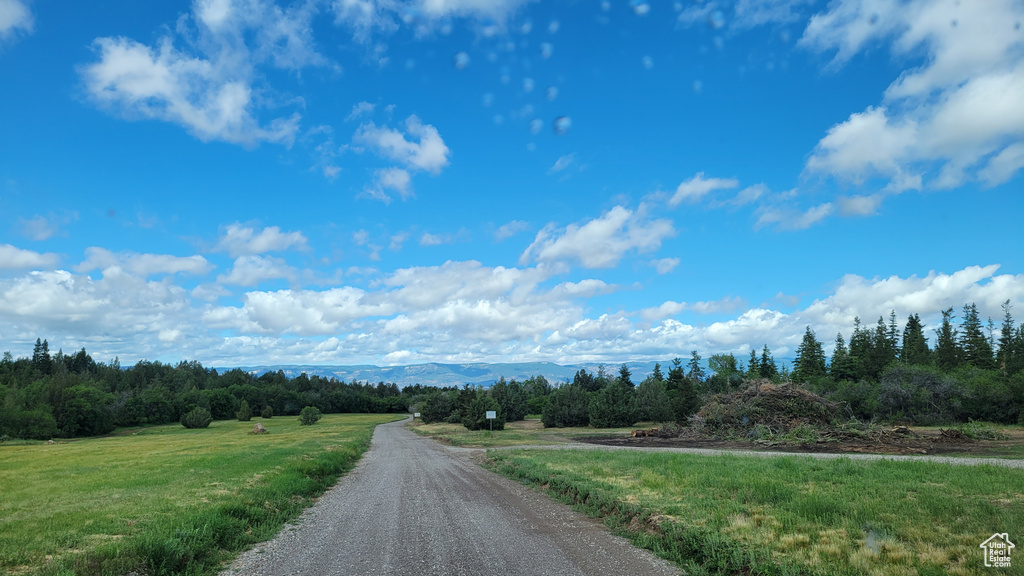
[1,0,1022,367]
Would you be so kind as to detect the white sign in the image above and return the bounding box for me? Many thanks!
[980,533,1015,568]
[414,413,421,418]
[485,411,497,420]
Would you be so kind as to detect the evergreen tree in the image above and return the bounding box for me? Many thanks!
[707,354,741,393]
[617,364,634,389]
[996,300,1015,374]
[934,307,961,371]
[848,317,873,380]
[867,315,897,379]
[747,350,760,379]
[792,326,826,383]
[572,368,600,393]
[588,377,637,428]
[666,357,699,424]
[635,377,673,422]
[759,345,778,380]
[651,363,664,383]
[900,314,931,366]
[960,303,995,369]
[32,338,51,375]
[686,351,705,386]
[887,310,901,360]
[829,332,857,381]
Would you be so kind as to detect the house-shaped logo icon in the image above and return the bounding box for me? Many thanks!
[980,533,1015,568]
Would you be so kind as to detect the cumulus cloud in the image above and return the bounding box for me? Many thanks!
[353,114,450,202]
[520,206,676,269]
[651,257,680,275]
[668,172,740,207]
[76,247,213,277]
[801,0,1024,190]
[0,244,59,270]
[80,0,327,146]
[0,0,32,41]
[354,115,449,174]
[218,255,297,286]
[837,194,884,216]
[213,223,308,257]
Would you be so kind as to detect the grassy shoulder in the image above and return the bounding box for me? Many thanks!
[486,449,1024,576]
[406,416,645,448]
[0,413,403,576]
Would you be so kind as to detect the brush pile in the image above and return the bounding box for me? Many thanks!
[694,381,846,438]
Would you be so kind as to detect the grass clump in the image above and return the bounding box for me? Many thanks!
[486,449,1024,575]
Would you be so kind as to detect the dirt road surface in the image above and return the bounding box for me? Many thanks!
[219,419,680,576]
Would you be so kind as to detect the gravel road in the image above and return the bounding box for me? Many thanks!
[218,419,680,576]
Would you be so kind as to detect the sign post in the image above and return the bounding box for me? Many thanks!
[486,410,496,432]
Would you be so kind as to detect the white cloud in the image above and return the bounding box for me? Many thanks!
[668,172,740,206]
[495,220,529,241]
[332,0,534,42]
[80,0,327,147]
[640,300,686,322]
[354,115,450,174]
[0,0,32,41]
[837,194,884,216]
[652,257,680,275]
[419,233,444,246]
[353,114,450,203]
[0,244,59,270]
[756,202,833,231]
[691,296,748,315]
[218,255,296,286]
[76,247,213,277]
[520,206,676,269]
[213,223,308,257]
[802,0,1024,189]
[347,100,375,121]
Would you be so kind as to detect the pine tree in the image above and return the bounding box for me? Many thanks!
[792,326,826,383]
[829,332,857,381]
[686,351,705,386]
[666,358,698,423]
[868,316,896,379]
[759,345,778,380]
[997,300,1016,374]
[887,310,901,360]
[900,313,930,366]
[747,350,760,379]
[960,303,995,369]
[617,364,634,389]
[848,317,873,380]
[934,307,960,371]
[651,362,664,383]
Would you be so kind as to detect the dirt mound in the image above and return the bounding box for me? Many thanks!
[695,381,846,437]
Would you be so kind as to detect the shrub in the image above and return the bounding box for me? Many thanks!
[180,407,213,429]
[235,400,253,422]
[261,405,274,419]
[298,406,322,425]
[542,385,591,428]
[461,393,505,431]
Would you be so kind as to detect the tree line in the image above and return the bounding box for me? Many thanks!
[3,300,1022,440]
[1,343,414,440]
[417,300,1024,429]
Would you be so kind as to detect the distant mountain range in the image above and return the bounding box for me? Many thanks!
[220,361,673,388]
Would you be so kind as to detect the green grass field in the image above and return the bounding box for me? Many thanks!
[0,413,402,576]
[487,449,1024,576]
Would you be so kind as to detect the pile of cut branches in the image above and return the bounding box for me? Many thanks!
[693,381,846,439]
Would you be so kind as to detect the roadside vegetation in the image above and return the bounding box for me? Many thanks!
[487,449,1024,576]
[0,413,401,576]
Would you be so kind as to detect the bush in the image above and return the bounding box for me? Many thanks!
[261,405,274,418]
[180,407,213,429]
[236,400,253,422]
[299,406,322,425]
[877,365,965,424]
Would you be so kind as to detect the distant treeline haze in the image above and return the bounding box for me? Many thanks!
[2,301,1022,440]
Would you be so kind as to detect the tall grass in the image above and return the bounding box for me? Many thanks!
[487,450,1024,575]
[0,414,402,576]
